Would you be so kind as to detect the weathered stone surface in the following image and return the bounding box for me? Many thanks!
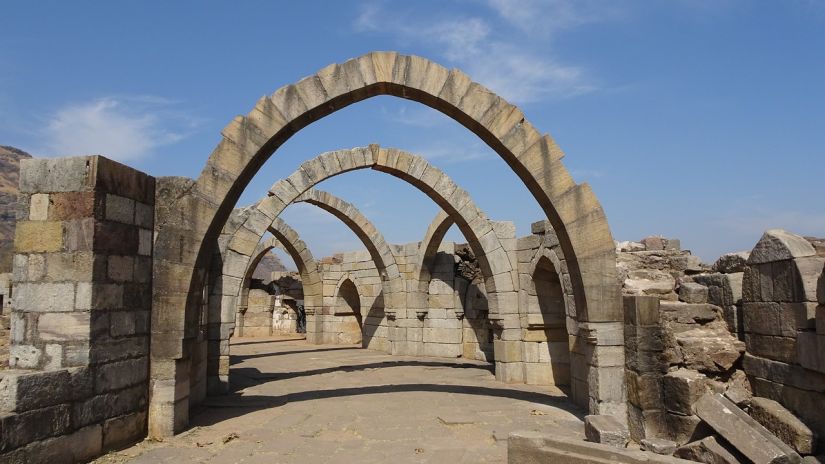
[625,270,676,297]
[585,414,629,448]
[674,436,742,464]
[641,438,678,455]
[680,282,709,304]
[663,369,707,416]
[675,327,745,374]
[749,230,816,264]
[643,237,666,251]
[694,393,801,464]
[713,252,750,274]
[750,397,816,455]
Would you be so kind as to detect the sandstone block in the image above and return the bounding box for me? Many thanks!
[29,193,49,220]
[746,333,796,364]
[38,312,90,341]
[642,236,666,251]
[680,282,709,304]
[13,282,75,312]
[624,295,660,326]
[0,403,71,451]
[675,328,745,373]
[0,369,73,412]
[641,438,678,455]
[49,191,98,220]
[663,369,707,416]
[19,156,92,193]
[104,194,135,224]
[584,414,629,448]
[14,221,63,253]
[750,396,816,455]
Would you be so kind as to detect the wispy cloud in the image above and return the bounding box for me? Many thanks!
[36,96,198,162]
[487,0,621,36]
[353,1,608,103]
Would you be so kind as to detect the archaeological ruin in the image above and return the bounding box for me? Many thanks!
[0,52,823,463]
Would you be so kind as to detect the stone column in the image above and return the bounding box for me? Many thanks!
[2,155,154,459]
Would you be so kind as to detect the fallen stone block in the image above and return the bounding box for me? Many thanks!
[694,393,802,464]
[674,436,742,464]
[750,397,816,455]
[508,431,694,464]
[641,438,678,455]
[585,414,629,448]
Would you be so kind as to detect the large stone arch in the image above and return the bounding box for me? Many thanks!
[151,52,621,436]
[293,188,402,317]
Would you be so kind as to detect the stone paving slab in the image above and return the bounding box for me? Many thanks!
[94,337,584,463]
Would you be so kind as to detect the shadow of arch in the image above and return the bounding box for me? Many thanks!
[193,383,582,429]
[151,52,621,436]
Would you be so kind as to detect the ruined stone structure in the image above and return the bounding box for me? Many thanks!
[1,52,823,464]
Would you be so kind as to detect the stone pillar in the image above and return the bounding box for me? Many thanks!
[742,229,825,447]
[2,155,154,460]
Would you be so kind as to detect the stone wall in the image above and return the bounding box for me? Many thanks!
[0,156,153,462]
[318,251,387,349]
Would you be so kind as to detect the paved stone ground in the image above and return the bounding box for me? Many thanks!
[95,336,585,464]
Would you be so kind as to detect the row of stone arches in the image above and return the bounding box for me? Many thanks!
[149,51,622,437]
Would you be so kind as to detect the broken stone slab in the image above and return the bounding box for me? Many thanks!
[585,414,629,448]
[641,438,678,455]
[674,436,742,464]
[694,393,802,464]
[509,431,695,464]
[749,397,816,455]
[713,252,751,274]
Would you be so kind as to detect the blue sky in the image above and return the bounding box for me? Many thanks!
[1,1,824,269]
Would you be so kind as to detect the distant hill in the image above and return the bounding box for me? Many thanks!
[0,146,32,272]
[252,252,288,281]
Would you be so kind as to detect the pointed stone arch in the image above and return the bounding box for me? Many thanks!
[206,216,323,393]
[294,188,401,316]
[150,52,621,436]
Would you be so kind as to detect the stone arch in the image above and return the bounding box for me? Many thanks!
[294,188,401,315]
[526,252,572,388]
[237,236,281,315]
[150,52,621,436]
[414,210,455,304]
[332,274,365,345]
[207,216,322,394]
